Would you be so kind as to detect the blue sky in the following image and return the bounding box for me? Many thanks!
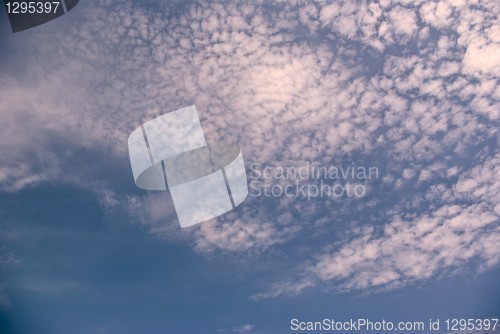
[0,0,499,333]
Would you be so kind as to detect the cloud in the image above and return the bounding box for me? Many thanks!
[233,324,255,333]
[121,192,187,241]
[0,0,498,299]
[453,152,500,219]
[2,0,497,191]
[420,2,455,29]
[193,207,301,256]
[313,203,497,288]
[384,6,419,42]
[254,153,500,298]
[251,277,315,301]
[0,284,11,310]
[457,0,500,76]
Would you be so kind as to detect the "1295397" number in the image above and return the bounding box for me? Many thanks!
[5,1,60,14]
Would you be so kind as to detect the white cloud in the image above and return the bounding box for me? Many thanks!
[193,208,301,256]
[463,42,500,75]
[251,277,314,301]
[386,6,418,40]
[254,153,500,298]
[420,2,454,29]
[454,152,500,209]
[0,0,498,299]
[457,0,500,78]
[233,324,255,333]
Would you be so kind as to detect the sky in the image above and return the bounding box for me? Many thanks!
[0,0,499,333]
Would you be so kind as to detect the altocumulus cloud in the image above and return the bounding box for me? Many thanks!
[0,0,498,299]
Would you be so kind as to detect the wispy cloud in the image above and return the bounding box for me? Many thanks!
[233,324,255,333]
[0,283,11,310]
